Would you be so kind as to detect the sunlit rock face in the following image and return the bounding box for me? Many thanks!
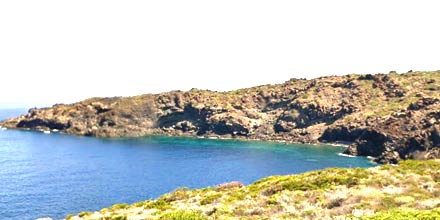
[2,71,440,163]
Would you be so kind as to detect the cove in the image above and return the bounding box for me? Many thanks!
[0,110,373,220]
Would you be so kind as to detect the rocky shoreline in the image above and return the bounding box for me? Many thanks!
[1,71,439,163]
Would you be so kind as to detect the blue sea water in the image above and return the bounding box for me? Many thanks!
[0,109,374,220]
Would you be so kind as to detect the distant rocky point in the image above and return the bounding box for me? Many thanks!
[1,71,440,163]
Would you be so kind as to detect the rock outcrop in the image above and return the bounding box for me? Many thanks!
[1,71,440,163]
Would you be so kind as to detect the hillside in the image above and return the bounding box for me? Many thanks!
[67,160,440,220]
[1,71,440,163]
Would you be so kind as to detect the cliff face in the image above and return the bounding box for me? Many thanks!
[1,71,440,163]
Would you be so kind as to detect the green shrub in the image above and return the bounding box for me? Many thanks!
[111,203,129,210]
[145,198,171,210]
[131,201,146,207]
[267,196,278,205]
[396,160,440,175]
[111,216,127,220]
[261,184,283,196]
[379,196,398,210]
[362,208,440,220]
[200,193,222,205]
[225,191,246,203]
[164,187,191,202]
[281,168,369,191]
[159,210,207,220]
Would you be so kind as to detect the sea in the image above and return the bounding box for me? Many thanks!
[0,109,374,220]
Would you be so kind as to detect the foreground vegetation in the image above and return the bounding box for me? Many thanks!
[68,160,440,220]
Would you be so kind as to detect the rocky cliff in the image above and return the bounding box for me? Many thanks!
[1,71,440,163]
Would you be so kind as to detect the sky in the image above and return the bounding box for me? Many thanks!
[0,1,439,108]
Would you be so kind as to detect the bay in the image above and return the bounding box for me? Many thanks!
[0,109,373,220]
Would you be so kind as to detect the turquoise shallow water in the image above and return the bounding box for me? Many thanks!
[0,109,374,220]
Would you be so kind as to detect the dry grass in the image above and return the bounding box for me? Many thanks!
[69,160,440,220]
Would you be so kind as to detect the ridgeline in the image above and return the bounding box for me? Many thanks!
[1,71,440,163]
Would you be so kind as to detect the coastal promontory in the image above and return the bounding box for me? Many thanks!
[1,71,439,163]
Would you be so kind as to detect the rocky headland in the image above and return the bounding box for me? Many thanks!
[1,71,440,163]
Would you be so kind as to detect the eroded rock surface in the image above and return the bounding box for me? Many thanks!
[2,71,440,163]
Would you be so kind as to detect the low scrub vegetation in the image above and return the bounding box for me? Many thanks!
[69,160,440,219]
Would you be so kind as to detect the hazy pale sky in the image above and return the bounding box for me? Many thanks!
[1,0,439,107]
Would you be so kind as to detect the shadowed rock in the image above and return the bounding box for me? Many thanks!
[1,71,440,163]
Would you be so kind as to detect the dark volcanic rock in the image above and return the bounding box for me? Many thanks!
[408,97,439,110]
[1,71,440,163]
[346,129,390,157]
[17,118,69,130]
[319,126,366,143]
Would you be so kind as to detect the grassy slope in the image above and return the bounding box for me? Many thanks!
[69,160,440,220]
